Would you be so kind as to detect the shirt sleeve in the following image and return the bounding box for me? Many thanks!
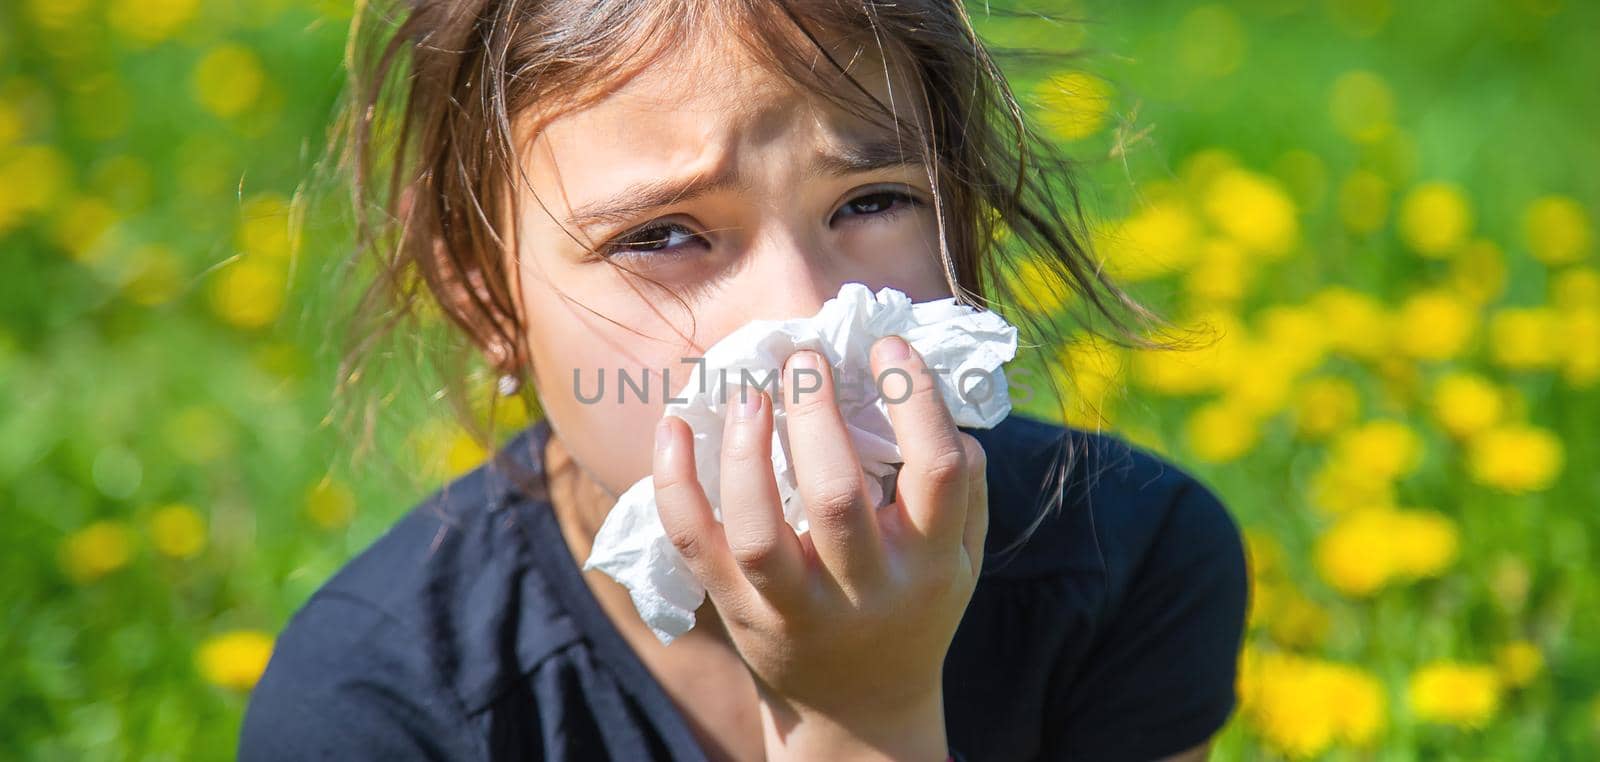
[237,591,484,761]
[1048,475,1250,761]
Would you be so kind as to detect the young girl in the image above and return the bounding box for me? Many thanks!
[239,1,1248,760]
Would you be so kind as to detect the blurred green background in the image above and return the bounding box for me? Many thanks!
[2,0,1597,758]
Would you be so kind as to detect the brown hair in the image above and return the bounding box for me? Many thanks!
[322,0,1188,560]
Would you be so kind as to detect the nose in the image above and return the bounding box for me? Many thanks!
[736,229,847,322]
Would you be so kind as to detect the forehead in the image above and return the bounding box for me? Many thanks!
[516,25,923,195]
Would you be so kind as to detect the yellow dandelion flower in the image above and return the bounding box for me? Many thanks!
[108,0,199,44]
[1009,256,1069,316]
[1560,306,1600,388]
[0,144,70,221]
[1468,424,1564,493]
[1058,336,1126,405]
[1408,662,1501,728]
[488,393,532,432]
[148,504,206,559]
[197,630,275,691]
[1315,508,1396,597]
[413,424,491,482]
[51,196,119,261]
[193,45,266,119]
[1495,641,1544,688]
[1244,528,1285,579]
[1329,71,1395,144]
[1258,304,1331,374]
[1293,376,1361,441]
[1184,237,1253,305]
[1202,168,1300,258]
[1333,419,1423,481]
[1449,239,1508,305]
[1130,346,1216,397]
[1551,266,1599,312]
[1338,170,1390,233]
[1035,71,1114,142]
[1399,183,1473,257]
[1248,577,1277,632]
[27,0,92,29]
[1268,592,1331,650]
[1388,509,1458,578]
[1309,456,1397,515]
[1430,371,1503,439]
[1181,148,1240,194]
[1184,399,1259,463]
[1523,195,1593,266]
[1487,306,1561,370]
[1241,650,1387,757]
[1311,286,1390,360]
[1321,662,1388,746]
[209,257,286,329]
[237,193,293,261]
[60,520,135,583]
[0,101,20,146]
[1131,311,1242,396]
[1395,289,1476,361]
[1245,651,1339,757]
[305,478,357,530]
[450,431,490,477]
[1095,199,1200,281]
[1054,338,1125,428]
[1221,343,1300,418]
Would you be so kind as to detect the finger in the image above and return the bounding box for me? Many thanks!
[961,432,989,579]
[653,414,751,610]
[720,386,807,604]
[870,334,969,546]
[783,349,886,590]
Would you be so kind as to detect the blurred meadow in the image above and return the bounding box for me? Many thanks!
[2,0,1597,759]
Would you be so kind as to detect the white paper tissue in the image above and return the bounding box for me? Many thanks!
[580,282,1020,645]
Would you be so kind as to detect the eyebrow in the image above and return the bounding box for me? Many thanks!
[564,135,927,230]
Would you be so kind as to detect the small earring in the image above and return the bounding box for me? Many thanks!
[497,373,521,397]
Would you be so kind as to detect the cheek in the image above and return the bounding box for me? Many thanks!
[516,268,697,493]
[844,216,953,301]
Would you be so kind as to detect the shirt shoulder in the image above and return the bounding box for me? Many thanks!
[967,411,1238,593]
[945,413,1249,760]
[245,431,584,732]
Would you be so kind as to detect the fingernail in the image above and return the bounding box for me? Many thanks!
[655,417,673,451]
[735,387,761,419]
[877,335,910,362]
[788,350,819,371]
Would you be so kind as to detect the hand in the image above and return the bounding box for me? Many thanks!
[652,334,988,760]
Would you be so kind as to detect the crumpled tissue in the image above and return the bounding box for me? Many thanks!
[580,282,1020,645]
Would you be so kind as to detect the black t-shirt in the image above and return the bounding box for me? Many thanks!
[238,412,1249,761]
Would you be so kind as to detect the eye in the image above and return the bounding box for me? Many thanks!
[598,220,709,261]
[831,188,924,225]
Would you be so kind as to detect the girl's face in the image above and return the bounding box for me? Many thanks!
[510,33,950,497]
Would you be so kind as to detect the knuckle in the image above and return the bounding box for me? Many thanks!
[911,374,945,405]
[786,387,831,418]
[665,523,706,561]
[808,474,863,522]
[961,434,988,475]
[654,474,696,505]
[727,534,779,569]
[922,444,968,486]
